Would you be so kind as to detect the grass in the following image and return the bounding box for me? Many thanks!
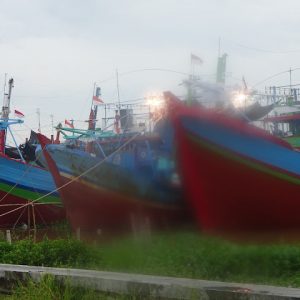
[95,231,300,287]
[0,238,93,268]
[1,231,300,289]
[1,275,137,300]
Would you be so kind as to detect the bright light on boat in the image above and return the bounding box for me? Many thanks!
[146,93,164,108]
[232,92,247,108]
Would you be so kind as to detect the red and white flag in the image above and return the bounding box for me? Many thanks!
[92,95,104,106]
[14,109,25,118]
[64,119,74,128]
[191,53,203,65]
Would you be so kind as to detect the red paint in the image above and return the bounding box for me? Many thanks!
[178,130,300,232]
[58,176,186,233]
[0,192,64,227]
[38,133,188,233]
[0,131,5,155]
[165,92,300,233]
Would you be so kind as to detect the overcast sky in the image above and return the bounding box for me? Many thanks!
[1,0,300,141]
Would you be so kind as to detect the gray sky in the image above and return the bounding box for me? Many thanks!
[1,0,300,140]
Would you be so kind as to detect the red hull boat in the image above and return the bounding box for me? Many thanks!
[38,133,187,234]
[166,92,300,233]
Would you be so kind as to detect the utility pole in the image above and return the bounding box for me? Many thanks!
[289,67,292,94]
[36,108,41,133]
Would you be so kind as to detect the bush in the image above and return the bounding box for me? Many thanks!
[0,238,94,268]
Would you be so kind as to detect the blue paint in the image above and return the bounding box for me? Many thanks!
[0,155,59,196]
[39,132,183,206]
[182,117,300,176]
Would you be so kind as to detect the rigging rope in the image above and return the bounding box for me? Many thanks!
[0,130,142,219]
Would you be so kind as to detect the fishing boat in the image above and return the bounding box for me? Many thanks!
[263,112,300,149]
[259,85,300,149]
[0,78,65,227]
[37,89,187,234]
[236,101,274,122]
[165,91,300,233]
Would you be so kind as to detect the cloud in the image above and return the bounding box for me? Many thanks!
[0,0,299,141]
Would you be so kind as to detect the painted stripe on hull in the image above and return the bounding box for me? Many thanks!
[187,133,300,186]
[0,179,61,205]
[182,116,300,176]
[0,176,59,197]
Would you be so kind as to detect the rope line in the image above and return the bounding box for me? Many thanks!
[0,130,142,218]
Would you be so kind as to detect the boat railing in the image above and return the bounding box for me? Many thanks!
[0,118,25,162]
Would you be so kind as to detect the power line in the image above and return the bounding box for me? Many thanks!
[252,68,300,87]
[98,69,190,84]
[272,83,300,88]
[225,39,300,54]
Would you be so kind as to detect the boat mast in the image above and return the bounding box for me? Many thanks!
[94,86,101,129]
[116,69,121,115]
[0,77,14,154]
[88,84,101,131]
[2,78,14,119]
[216,38,227,85]
[115,70,121,134]
[36,108,41,132]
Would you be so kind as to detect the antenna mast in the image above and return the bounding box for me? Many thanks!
[88,83,101,130]
[0,77,14,155]
[2,77,14,119]
[116,69,121,114]
[50,114,54,135]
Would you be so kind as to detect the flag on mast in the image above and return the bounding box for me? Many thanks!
[65,119,74,128]
[191,54,203,65]
[92,95,104,105]
[14,109,25,118]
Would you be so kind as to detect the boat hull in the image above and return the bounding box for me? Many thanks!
[57,174,186,233]
[38,136,188,234]
[166,92,300,233]
[0,155,64,227]
[178,130,300,232]
[0,193,64,227]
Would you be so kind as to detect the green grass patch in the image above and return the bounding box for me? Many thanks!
[1,232,300,287]
[94,231,300,287]
[0,238,94,268]
[3,275,136,300]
